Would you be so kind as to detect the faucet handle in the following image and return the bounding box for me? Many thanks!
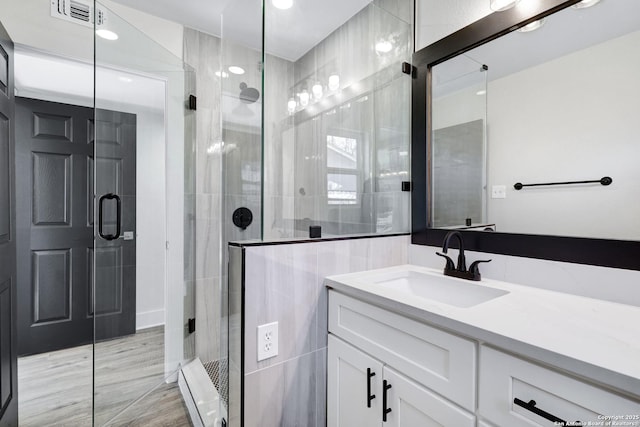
[469,259,492,280]
[436,252,455,271]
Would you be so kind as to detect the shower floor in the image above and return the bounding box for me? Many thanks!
[203,358,228,407]
[18,326,191,426]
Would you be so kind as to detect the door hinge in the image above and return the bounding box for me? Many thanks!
[401,62,415,76]
[188,318,196,334]
[188,94,197,110]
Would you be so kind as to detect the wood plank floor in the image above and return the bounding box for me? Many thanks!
[18,326,192,426]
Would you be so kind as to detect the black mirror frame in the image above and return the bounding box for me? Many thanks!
[411,0,640,271]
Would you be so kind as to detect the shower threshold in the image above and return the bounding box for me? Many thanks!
[179,358,223,427]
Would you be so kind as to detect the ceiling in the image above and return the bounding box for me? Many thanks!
[110,0,371,61]
[433,0,640,97]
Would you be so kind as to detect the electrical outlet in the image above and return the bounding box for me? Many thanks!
[491,185,507,199]
[257,322,278,361]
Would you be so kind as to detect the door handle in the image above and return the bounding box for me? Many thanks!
[367,368,376,408]
[98,193,121,241]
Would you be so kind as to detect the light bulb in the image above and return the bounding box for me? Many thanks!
[299,90,310,107]
[489,0,520,11]
[312,82,323,99]
[517,18,545,33]
[287,98,297,114]
[272,0,293,10]
[328,74,340,91]
[572,0,601,9]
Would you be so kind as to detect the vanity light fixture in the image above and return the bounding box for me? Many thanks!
[272,0,293,10]
[572,0,601,8]
[489,0,520,12]
[328,74,340,91]
[517,18,546,32]
[375,40,393,53]
[215,71,229,78]
[228,66,245,75]
[96,29,118,40]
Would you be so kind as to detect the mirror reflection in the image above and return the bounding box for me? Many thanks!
[430,0,640,241]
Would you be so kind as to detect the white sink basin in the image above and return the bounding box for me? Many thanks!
[367,270,509,308]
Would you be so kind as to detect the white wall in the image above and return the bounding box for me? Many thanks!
[486,31,640,240]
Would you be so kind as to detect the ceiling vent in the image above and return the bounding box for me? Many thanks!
[51,0,105,28]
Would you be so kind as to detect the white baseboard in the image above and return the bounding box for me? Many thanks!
[136,309,165,330]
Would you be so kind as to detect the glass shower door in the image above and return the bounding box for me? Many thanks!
[93,2,196,425]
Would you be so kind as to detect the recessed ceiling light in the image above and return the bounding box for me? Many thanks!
[489,0,520,12]
[228,66,245,75]
[118,76,133,83]
[517,18,546,33]
[476,89,486,96]
[272,0,293,9]
[572,0,601,9]
[96,29,118,41]
[375,40,393,53]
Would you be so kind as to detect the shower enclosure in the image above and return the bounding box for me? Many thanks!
[2,0,412,424]
[2,0,197,424]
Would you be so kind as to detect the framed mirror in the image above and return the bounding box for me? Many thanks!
[411,0,640,270]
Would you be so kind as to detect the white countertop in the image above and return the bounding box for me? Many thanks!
[325,264,640,398]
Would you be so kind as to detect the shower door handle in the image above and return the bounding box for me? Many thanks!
[98,193,121,241]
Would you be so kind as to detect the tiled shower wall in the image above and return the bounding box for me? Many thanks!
[229,234,409,427]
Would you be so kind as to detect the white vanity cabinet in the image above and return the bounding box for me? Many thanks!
[328,291,476,426]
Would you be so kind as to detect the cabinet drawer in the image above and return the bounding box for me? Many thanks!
[328,291,476,410]
[479,346,640,427]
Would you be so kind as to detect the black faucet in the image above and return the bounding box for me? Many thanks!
[436,231,491,281]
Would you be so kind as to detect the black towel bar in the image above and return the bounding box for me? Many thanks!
[514,176,612,190]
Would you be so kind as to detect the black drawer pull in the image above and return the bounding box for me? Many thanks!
[514,398,567,425]
[367,368,376,408]
[382,380,392,422]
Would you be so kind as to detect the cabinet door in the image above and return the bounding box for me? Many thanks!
[328,334,383,427]
[383,366,475,427]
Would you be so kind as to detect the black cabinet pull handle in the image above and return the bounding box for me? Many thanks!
[514,398,567,425]
[382,380,392,422]
[98,193,121,241]
[367,368,376,408]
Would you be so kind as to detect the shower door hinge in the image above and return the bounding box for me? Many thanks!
[188,318,196,334]
[401,181,411,191]
[188,94,197,110]
[221,419,227,427]
[401,62,415,76]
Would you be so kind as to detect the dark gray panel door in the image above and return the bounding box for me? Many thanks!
[15,98,94,356]
[15,99,137,354]
[0,20,17,427]
[93,109,136,342]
